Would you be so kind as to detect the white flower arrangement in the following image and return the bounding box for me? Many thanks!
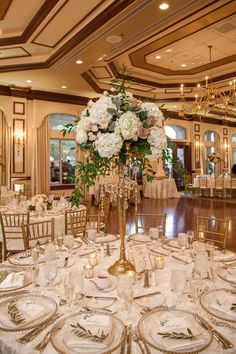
[27,194,53,211]
[76,87,167,161]
[207,152,221,164]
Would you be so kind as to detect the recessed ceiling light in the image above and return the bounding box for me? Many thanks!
[106,35,122,43]
[61,85,67,89]
[26,80,32,83]
[173,105,177,108]
[76,59,83,64]
[181,64,186,67]
[165,48,173,53]
[155,55,161,59]
[159,3,169,10]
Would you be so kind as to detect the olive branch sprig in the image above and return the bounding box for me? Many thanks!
[8,301,25,325]
[158,328,194,340]
[71,322,108,342]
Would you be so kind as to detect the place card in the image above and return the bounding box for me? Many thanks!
[80,314,109,327]
[20,303,44,318]
[130,244,152,272]
[159,316,187,333]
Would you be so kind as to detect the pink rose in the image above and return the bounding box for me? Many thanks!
[96,131,102,138]
[178,110,185,117]
[90,123,98,132]
[138,127,149,139]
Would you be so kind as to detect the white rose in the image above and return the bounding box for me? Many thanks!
[115,111,141,140]
[141,102,164,126]
[147,126,167,159]
[76,129,88,144]
[95,133,123,159]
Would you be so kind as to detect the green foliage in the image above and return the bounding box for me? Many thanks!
[61,123,77,137]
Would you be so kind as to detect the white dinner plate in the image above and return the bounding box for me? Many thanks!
[135,293,166,308]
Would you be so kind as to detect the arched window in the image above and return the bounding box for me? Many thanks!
[164,125,186,139]
[204,130,220,175]
[48,114,77,187]
[232,134,236,144]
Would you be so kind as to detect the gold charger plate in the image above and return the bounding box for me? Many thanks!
[200,288,236,323]
[0,269,32,294]
[218,264,236,285]
[8,250,44,267]
[50,310,126,354]
[137,307,213,354]
[0,293,58,332]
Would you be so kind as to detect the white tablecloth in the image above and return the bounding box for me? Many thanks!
[0,238,235,353]
[144,178,180,199]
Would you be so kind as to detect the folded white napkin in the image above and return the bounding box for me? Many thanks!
[210,303,236,319]
[0,272,24,289]
[0,302,46,328]
[65,315,114,350]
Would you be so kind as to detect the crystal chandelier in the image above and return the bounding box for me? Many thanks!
[179,45,236,119]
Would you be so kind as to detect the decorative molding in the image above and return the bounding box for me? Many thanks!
[32,0,104,48]
[0,0,60,46]
[223,127,228,135]
[0,46,31,60]
[194,124,200,133]
[195,134,201,169]
[13,101,25,115]
[0,0,13,20]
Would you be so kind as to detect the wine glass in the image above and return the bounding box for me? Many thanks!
[187,230,194,250]
[64,234,74,254]
[194,254,209,281]
[206,241,214,261]
[178,233,188,254]
[69,271,84,306]
[87,228,97,248]
[43,261,57,290]
[149,227,159,246]
[171,268,186,295]
[117,274,136,323]
[57,235,64,251]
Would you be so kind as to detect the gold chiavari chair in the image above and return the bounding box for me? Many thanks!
[199,177,210,198]
[213,178,225,198]
[0,212,30,261]
[195,215,229,250]
[65,209,87,236]
[69,210,87,238]
[22,219,55,249]
[134,212,167,238]
[226,178,236,198]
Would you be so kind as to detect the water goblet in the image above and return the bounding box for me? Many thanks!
[194,254,209,281]
[57,235,64,251]
[43,260,57,290]
[178,233,188,254]
[171,268,186,295]
[64,234,74,254]
[187,230,194,250]
[69,270,84,307]
[149,227,159,245]
[206,241,214,261]
[87,228,97,248]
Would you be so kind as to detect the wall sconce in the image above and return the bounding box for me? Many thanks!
[14,131,25,156]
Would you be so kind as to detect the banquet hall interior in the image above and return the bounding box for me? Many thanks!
[0,1,236,353]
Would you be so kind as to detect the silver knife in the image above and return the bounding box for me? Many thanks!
[197,317,233,349]
[172,255,191,264]
[84,295,117,301]
[134,291,161,300]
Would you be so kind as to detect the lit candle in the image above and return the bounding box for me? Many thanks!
[205,76,208,87]
[154,256,164,269]
[89,252,97,266]
[83,264,94,279]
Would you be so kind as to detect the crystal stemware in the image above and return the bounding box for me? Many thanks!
[187,230,194,250]
[178,233,188,254]
[43,260,57,290]
[64,234,74,254]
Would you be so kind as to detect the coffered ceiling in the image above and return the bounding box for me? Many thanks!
[0,0,235,122]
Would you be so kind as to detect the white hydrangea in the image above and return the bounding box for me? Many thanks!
[147,126,167,159]
[115,111,141,140]
[78,113,97,131]
[95,133,123,159]
[141,102,164,126]
[89,96,117,129]
[76,129,87,144]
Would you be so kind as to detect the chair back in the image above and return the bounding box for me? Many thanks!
[86,214,101,233]
[199,178,208,188]
[134,213,166,237]
[215,178,224,189]
[231,179,236,189]
[22,219,55,249]
[65,209,87,236]
[196,215,229,250]
[0,212,30,260]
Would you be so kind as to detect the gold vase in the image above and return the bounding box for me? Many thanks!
[108,164,135,276]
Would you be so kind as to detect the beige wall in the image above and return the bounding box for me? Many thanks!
[0,93,235,192]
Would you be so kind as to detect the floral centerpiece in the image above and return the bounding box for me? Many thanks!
[64,68,168,274]
[27,194,53,211]
[66,70,167,206]
[207,152,221,164]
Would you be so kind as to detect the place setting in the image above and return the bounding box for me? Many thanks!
[218,263,236,285]
[0,269,32,294]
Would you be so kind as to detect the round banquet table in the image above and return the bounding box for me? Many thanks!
[0,237,235,354]
[144,178,180,199]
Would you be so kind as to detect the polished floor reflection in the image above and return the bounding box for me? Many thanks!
[106,197,236,252]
